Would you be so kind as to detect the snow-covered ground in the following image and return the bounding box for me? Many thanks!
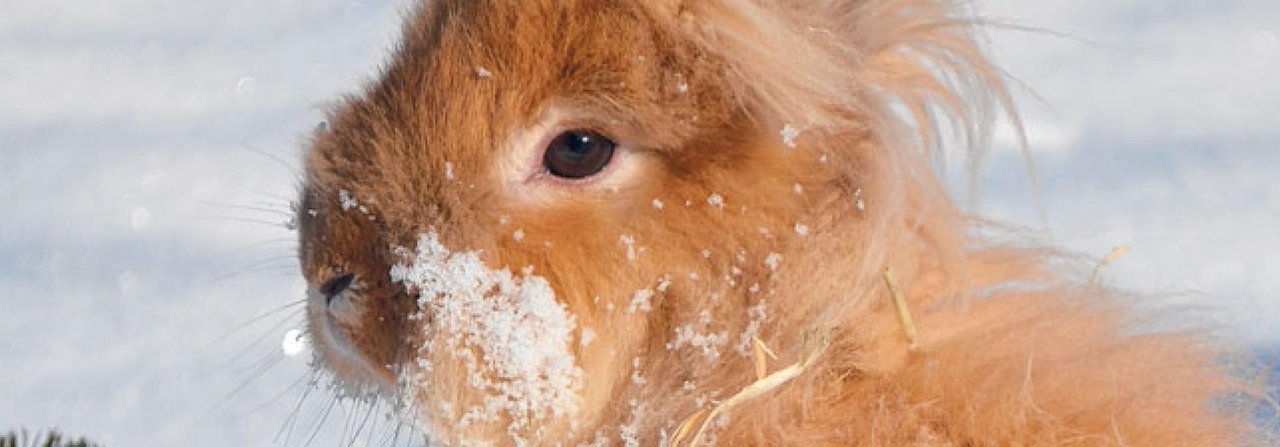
[1,0,1277,445]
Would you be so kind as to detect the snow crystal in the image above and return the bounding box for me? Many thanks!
[475,66,493,78]
[620,234,639,262]
[794,222,810,236]
[512,228,525,242]
[129,206,152,230]
[389,231,584,436]
[706,193,725,209]
[675,74,689,94]
[627,288,654,313]
[338,189,358,211]
[667,311,729,361]
[651,198,665,210]
[630,358,647,385]
[701,249,712,259]
[764,253,782,271]
[854,188,866,212]
[235,76,257,97]
[669,325,729,361]
[655,275,673,293]
[792,183,804,195]
[735,302,769,356]
[780,124,801,149]
[117,271,139,296]
[619,399,645,447]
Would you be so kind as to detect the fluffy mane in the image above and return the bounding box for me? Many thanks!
[630,1,1255,444]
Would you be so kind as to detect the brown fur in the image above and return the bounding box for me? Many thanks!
[295,0,1256,445]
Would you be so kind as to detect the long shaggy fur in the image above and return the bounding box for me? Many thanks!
[295,0,1259,445]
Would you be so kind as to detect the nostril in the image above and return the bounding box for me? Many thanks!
[320,273,357,302]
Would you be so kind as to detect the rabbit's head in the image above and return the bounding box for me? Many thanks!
[297,0,1002,444]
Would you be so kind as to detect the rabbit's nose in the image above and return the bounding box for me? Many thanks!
[320,273,357,303]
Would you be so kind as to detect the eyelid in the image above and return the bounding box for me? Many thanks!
[499,107,650,200]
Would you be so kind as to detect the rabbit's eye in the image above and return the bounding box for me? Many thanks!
[542,130,615,179]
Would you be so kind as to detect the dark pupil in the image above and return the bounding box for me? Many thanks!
[542,130,615,179]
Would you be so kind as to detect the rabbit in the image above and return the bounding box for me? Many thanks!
[293,0,1259,445]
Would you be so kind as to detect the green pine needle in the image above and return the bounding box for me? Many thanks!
[1,429,98,447]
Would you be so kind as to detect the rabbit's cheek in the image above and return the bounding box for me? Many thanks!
[327,290,364,328]
[305,287,395,392]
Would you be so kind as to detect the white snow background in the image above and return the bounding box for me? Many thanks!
[1,0,1277,445]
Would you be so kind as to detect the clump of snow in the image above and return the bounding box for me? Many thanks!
[780,124,801,149]
[706,193,725,210]
[792,183,804,195]
[651,198,665,210]
[854,188,866,212]
[389,232,584,438]
[338,189,358,211]
[512,228,525,242]
[475,66,493,78]
[794,222,810,236]
[444,161,455,180]
[627,288,654,313]
[281,328,309,357]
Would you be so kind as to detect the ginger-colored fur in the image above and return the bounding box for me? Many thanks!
[296,0,1255,445]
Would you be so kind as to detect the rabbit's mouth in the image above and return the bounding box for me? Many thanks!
[305,286,396,393]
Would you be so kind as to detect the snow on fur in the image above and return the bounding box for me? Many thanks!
[390,232,584,437]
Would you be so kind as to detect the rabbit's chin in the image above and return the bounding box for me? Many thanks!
[305,288,397,395]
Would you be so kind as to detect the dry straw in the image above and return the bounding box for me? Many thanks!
[672,331,831,447]
[1088,245,1129,286]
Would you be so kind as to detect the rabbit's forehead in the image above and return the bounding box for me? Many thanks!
[311,6,701,192]
[299,0,750,261]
